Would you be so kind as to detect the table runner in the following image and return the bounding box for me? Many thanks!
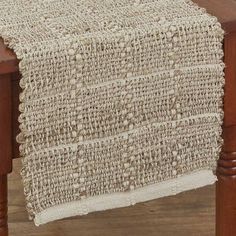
[0,0,224,225]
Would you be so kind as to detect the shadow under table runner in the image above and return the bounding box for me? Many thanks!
[0,0,224,225]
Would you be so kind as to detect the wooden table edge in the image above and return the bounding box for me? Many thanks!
[0,0,236,75]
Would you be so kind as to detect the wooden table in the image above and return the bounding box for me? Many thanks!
[0,1,236,235]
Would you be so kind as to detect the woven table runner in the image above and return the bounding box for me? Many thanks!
[0,0,224,225]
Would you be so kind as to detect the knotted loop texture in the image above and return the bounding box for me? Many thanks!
[0,0,224,225]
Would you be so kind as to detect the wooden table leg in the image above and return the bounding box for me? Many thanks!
[0,176,8,236]
[216,32,236,236]
[217,150,236,236]
[0,75,12,236]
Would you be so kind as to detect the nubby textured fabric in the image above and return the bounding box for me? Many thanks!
[0,0,224,225]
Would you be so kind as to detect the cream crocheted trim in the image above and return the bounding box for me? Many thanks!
[34,169,216,226]
[0,0,224,224]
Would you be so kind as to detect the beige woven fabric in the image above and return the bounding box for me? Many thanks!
[0,0,224,225]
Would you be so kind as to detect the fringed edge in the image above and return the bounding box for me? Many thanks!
[34,169,216,226]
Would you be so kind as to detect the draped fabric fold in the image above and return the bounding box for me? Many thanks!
[0,0,224,225]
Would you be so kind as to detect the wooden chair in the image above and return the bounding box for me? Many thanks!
[0,0,236,235]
